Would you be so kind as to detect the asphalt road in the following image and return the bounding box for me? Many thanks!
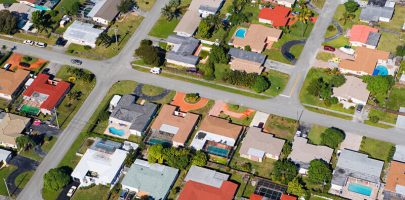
[8,0,405,199]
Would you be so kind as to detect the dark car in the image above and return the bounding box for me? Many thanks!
[19,62,30,68]
[186,68,198,73]
[125,192,135,200]
[356,104,364,112]
[55,37,67,46]
[71,59,82,65]
[324,45,336,52]
[284,52,295,61]
[119,190,128,200]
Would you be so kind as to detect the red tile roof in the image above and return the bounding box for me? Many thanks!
[258,6,290,27]
[178,180,238,200]
[349,25,378,44]
[250,194,264,200]
[23,74,70,111]
[281,193,297,200]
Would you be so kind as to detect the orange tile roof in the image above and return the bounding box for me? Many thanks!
[233,24,282,53]
[281,194,297,200]
[385,161,405,193]
[178,180,238,200]
[250,194,264,200]
[258,6,290,27]
[339,47,390,75]
[349,25,378,44]
[0,69,30,97]
[199,116,243,140]
[150,104,199,145]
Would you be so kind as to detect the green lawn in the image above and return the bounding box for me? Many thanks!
[379,5,405,32]
[387,86,405,111]
[141,84,165,96]
[14,171,34,190]
[324,25,338,39]
[332,5,363,31]
[264,114,298,141]
[368,109,397,124]
[72,185,110,200]
[377,32,404,54]
[364,120,394,129]
[308,124,327,145]
[322,35,350,48]
[0,165,17,196]
[316,52,334,62]
[67,15,143,60]
[311,0,326,8]
[230,151,275,179]
[305,106,353,120]
[264,70,289,97]
[360,137,394,162]
[0,0,16,3]
[264,49,292,64]
[149,17,180,38]
[137,0,157,11]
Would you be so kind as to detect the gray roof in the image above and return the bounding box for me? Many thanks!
[366,32,381,47]
[396,107,405,129]
[368,0,387,7]
[110,94,158,132]
[166,34,200,65]
[332,149,384,186]
[360,5,394,22]
[63,21,103,45]
[184,166,229,188]
[393,145,405,162]
[121,159,179,199]
[228,48,266,64]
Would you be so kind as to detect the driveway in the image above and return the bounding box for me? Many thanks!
[6,156,39,196]
[280,39,306,64]
[55,181,80,200]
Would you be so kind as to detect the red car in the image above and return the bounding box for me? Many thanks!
[324,45,336,52]
[33,120,41,126]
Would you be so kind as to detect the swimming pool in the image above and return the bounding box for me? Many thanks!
[348,183,372,196]
[109,127,125,136]
[372,65,388,76]
[207,146,229,157]
[235,28,247,39]
[34,5,50,11]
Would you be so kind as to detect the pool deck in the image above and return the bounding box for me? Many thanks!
[104,123,131,139]
[330,177,381,200]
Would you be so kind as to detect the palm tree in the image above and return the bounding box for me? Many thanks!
[161,0,181,21]
[296,5,313,36]
[339,11,355,25]
[96,32,112,47]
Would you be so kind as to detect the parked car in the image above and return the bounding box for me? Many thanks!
[3,63,11,70]
[35,42,47,48]
[284,52,295,61]
[125,192,135,200]
[19,62,30,68]
[119,189,128,200]
[66,186,77,197]
[323,45,336,52]
[55,37,67,46]
[186,68,198,73]
[356,104,364,113]
[71,59,82,65]
[150,67,161,74]
[23,40,34,45]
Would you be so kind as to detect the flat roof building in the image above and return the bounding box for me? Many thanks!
[63,21,104,48]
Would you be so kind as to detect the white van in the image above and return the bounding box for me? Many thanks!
[3,63,11,70]
[150,67,161,74]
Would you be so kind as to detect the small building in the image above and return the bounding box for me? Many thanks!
[190,116,243,158]
[0,112,31,149]
[258,6,290,27]
[232,24,282,53]
[332,76,370,109]
[396,107,405,129]
[166,34,200,68]
[63,21,104,48]
[22,74,70,115]
[329,149,384,200]
[0,149,12,167]
[148,104,199,147]
[108,95,121,112]
[87,0,120,25]
[228,48,266,74]
[239,127,285,162]
[339,47,390,75]
[360,5,394,23]
[0,69,30,101]
[179,165,238,200]
[106,94,158,139]
[384,161,405,198]
[288,136,333,174]
[71,139,128,187]
[393,145,405,163]
[347,25,381,49]
[121,159,179,200]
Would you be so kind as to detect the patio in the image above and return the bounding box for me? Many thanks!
[103,123,131,139]
[338,177,380,200]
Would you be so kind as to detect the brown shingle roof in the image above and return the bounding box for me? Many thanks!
[233,24,282,53]
[151,105,199,145]
[339,47,390,75]
[0,69,30,97]
[385,161,405,193]
[199,116,242,140]
[229,58,264,74]
[93,0,120,22]
[239,127,285,158]
[0,112,30,147]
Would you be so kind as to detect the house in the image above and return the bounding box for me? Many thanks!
[367,0,387,7]
[258,6,290,27]
[63,21,104,48]
[87,0,120,25]
[239,127,285,162]
[121,159,179,200]
[329,149,384,200]
[228,48,266,74]
[148,104,199,147]
[178,165,238,200]
[0,149,12,167]
[106,94,158,139]
[232,24,282,53]
[393,145,405,163]
[0,69,30,101]
[190,116,243,158]
[332,76,370,109]
[166,34,200,68]
[288,136,333,174]
[71,138,128,187]
[384,161,405,198]
[339,47,390,75]
[18,0,59,10]
[396,107,405,129]
[360,5,394,22]
[249,179,288,199]
[264,0,296,8]
[0,112,30,148]
[22,74,70,115]
[174,0,224,37]
[347,25,381,49]
[281,194,297,200]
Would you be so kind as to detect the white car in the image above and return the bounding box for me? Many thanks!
[66,186,77,197]
[150,67,161,74]
[23,40,34,45]
[34,42,47,48]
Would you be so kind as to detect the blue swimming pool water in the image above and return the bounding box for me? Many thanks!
[207,146,229,157]
[109,127,125,136]
[235,28,247,38]
[372,65,388,76]
[348,183,372,196]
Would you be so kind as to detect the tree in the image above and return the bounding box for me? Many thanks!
[362,75,394,104]
[0,10,18,34]
[272,160,298,184]
[163,147,190,169]
[124,149,138,167]
[209,44,229,64]
[191,151,207,166]
[330,75,346,87]
[31,11,52,32]
[161,0,181,21]
[396,45,405,57]
[135,40,163,66]
[244,45,251,51]
[16,135,35,151]
[287,178,306,197]
[251,76,270,93]
[118,0,135,13]
[295,4,313,36]
[227,0,251,26]
[369,115,380,123]
[281,142,292,158]
[197,19,212,38]
[147,144,164,163]
[43,167,71,191]
[344,0,359,13]
[97,32,112,47]
[199,61,215,80]
[307,77,324,97]
[321,127,345,148]
[307,160,332,187]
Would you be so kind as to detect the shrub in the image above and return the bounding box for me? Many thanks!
[321,127,345,148]
[369,115,380,123]
[327,25,336,32]
[185,93,200,103]
[251,76,270,93]
[43,167,71,191]
[84,45,92,50]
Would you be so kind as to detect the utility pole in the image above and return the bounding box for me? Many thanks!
[54,108,60,129]
[114,28,118,47]
[4,178,10,197]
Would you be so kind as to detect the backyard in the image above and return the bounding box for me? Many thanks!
[230,146,275,179]
[72,185,110,200]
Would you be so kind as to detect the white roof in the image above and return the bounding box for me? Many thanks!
[87,0,106,17]
[110,95,121,106]
[400,74,405,82]
[0,149,11,161]
[332,76,370,103]
[71,148,127,184]
[63,21,103,45]
[396,107,405,129]
[393,145,405,162]
[249,111,269,127]
[184,166,229,188]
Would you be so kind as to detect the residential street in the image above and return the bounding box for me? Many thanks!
[6,0,405,199]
